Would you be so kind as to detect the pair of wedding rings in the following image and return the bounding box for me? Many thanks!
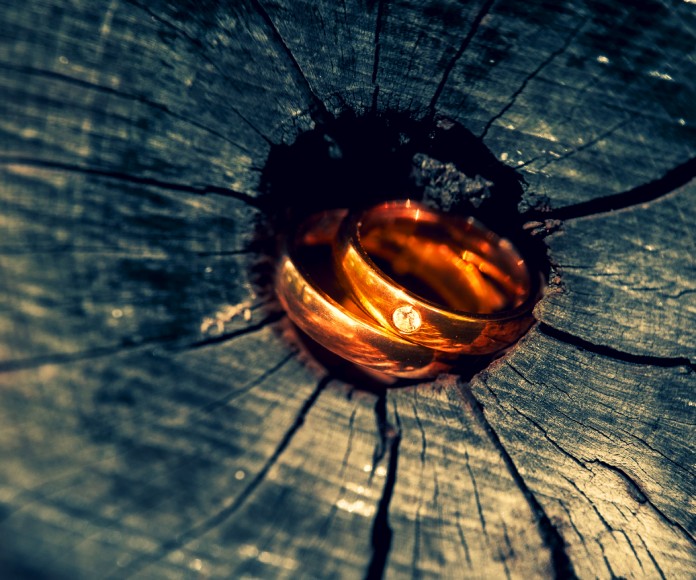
[276,200,538,379]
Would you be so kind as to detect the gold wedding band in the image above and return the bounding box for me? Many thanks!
[275,210,455,378]
[334,200,537,354]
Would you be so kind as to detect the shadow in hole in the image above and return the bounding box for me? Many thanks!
[252,110,549,388]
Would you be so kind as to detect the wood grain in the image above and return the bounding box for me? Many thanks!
[1,0,694,578]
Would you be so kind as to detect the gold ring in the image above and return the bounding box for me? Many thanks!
[275,209,455,379]
[334,200,538,354]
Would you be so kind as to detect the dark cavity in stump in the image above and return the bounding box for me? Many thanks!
[252,111,549,386]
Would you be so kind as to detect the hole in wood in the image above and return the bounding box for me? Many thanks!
[253,111,549,387]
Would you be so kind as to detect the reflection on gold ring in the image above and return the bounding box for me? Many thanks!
[275,210,455,379]
[334,200,538,355]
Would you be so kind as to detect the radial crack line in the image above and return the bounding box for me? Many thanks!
[537,156,696,221]
[0,311,281,373]
[109,375,332,580]
[506,352,693,476]
[252,0,331,124]
[319,407,358,536]
[538,323,695,369]
[479,17,587,139]
[429,0,496,110]
[370,0,387,112]
[364,395,401,580]
[198,350,297,413]
[592,460,696,546]
[519,116,632,171]
[458,381,577,579]
[124,0,274,144]
[636,534,667,580]
[0,61,256,154]
[0,157,264,209]
[505,404,588,469]
[463,449,488,540]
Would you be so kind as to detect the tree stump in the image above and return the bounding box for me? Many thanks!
[1,1,694,578]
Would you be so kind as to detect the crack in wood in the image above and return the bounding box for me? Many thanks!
[430,466,444,565]
[518,116,632,171]
[429,0,496,111]
[364,394,401,580]
[492,370,695,545]
[539,323,696,370]
[0,61,257,154]
[438,440,473,568]
[555,499,590,555]
[505,358,696,547]
[403,29,426,91]
[499,520,514,580]
[617,529,644,571]
[108,374,333,580]
[495,358,692,489]
[636,533,667,580]
[561,475,613,532]
[319,406,358,537]
[454,509,473,568]
[485,368,623,452]
[124,0,275,145]
[370,0,387,113]
[596,538,619,580]
[663,288,696,301]
[510,362,689,480]
[253,0,332,124]
[197,350,297,413]
[590,460,647,505]
[0,157,264,209]
[613,428,696,477]
[411,504,422,580]
[591,461,696,546]
[183,311,285,349]
[463,448,488,540]
[410,398,427,578]
[0,309,281,373]
[479,17,588,140]
[538,156,696,222]
[1,348,299,539]
[458,382,578,579]
[505,401,588,470]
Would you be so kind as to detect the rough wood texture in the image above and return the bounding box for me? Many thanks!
[1,0,694,578]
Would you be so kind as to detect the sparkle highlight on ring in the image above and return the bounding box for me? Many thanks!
[392,305,422,334]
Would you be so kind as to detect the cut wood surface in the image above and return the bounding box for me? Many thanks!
[1,1,694,579]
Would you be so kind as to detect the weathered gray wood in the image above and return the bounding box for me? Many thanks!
[1,0,695,578]
[0,167,263,366]
[539,182,696,361]
[262,0,696,209]
[0,328,309,578]
[383,383,555,578]
[434,0,696,209]
[470,327,695,578]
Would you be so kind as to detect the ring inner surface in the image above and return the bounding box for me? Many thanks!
[295,213,374,321]
[358,210,531,315]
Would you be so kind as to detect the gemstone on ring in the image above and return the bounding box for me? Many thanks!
[392,305,422,334]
